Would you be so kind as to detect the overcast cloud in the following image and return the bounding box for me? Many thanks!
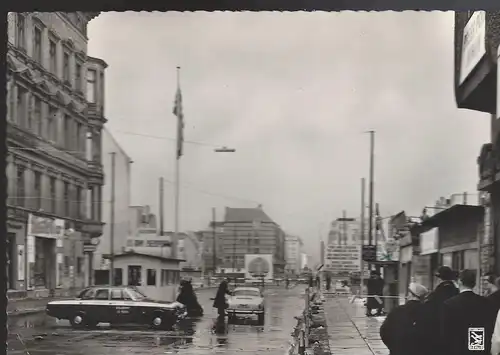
[88,11,489,263]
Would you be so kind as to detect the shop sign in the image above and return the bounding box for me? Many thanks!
[420,228,439,255]
[27,214,65,239]
[460,11,486,84]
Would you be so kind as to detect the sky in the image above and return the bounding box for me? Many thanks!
[87,11,490,264]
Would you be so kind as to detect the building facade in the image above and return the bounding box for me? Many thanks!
[177,232,203,271]
[454,12,500,278]
[328,217,366,245]
[285,235,303,274]
[93,127,133,269]
[220,206,286,275]
[200,222,225,273]
[6,12,104,296]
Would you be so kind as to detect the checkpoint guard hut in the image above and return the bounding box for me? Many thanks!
[110,251,184,302]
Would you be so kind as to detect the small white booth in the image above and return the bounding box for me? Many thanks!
[111,252,184,302]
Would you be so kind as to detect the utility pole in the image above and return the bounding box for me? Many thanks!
[159,177,164,236]
[360,177,366,295]
[368,130,375,247]
[109,152,116,286]
[212,207,217,276]
[232,227,237,271]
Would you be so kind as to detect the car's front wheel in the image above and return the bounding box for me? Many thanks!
[70,313,87,329]
[151,312,176,330]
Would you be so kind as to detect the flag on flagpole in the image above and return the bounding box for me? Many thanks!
[173,78,184,160]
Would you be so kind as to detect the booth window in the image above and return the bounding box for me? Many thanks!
[114,268,123,286]
[147,269,157,286]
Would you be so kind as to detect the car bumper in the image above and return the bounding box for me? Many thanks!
[227,309,264,314]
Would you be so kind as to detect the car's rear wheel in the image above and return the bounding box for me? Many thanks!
[70,313,86,329]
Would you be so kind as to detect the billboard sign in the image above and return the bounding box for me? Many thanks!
[245,254,273,281]
[325,244,361,274]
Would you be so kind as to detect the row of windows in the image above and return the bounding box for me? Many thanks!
[113,267,180,287]
[8,163,102,221]
[15,14,100,104]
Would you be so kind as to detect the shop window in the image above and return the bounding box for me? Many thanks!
[95,289,109,300]
[114,268,123,286]
[147,269,157,286]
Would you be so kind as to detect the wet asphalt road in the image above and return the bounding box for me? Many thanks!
[8,285,306,355]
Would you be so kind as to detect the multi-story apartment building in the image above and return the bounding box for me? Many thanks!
[220,206,286,275]
[285,235,303,274]
[93,127,133,270]
[6,12,105,296]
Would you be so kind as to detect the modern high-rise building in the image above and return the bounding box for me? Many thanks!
[6,12,104,295]
[285,235,303,274]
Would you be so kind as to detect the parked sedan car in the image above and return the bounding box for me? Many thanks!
[46,286,187,330]
[227,287,265,325]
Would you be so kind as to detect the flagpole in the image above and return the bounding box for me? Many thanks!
[174,66,181,259]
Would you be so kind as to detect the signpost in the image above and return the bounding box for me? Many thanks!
[362,245,377,263]
[325,244,361,275]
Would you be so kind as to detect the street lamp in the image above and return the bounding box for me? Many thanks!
[214,146,236,153]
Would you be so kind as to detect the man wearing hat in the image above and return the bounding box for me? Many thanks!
[419,266,459,355]
[380,282,428,355]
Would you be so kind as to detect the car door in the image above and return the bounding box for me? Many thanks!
[93,288,113,323]
[110,289,134,324]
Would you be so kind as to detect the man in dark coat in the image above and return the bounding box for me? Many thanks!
[380,282,428,355]
[177,279,204,317]
[366,271,384,316]
[213,279,231,319]
[440,269,496,355]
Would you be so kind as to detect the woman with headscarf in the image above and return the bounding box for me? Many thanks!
[177,279,204,317]
[213,279,232,319]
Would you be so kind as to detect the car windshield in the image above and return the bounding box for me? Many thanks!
[233,289,261,297]
[127,288,147,300]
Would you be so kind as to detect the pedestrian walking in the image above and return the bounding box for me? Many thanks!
[177,279,204,317]
[213,279,232,319]
[419,266,459,355]
[379,282,428,355]
[440,269,496,355]
[366,271,384,316]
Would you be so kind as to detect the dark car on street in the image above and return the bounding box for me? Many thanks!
[46,286,187,330]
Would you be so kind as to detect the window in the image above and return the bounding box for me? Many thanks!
[33,171,42,210]
[63,182,69,215]
[114,268,123,286]
[33,97,42,135]
[63,51,70,83]
[49,177,56,213]
[16,87,27,126]
[64,115,71,149]
[134,240,144,247]
[76,257,83,274]
[78,288,96,300]
[47,106,56,141]
[16,14,25,50]
[147,269,157,286]
[161,270,168,286]
[76,122,82,153]
[49,39,57,74]
[110,289,123,300]
[75,61,82,92]
[86,69,96,103]
[95,289,109,300]
[33,26,42,63]
[128,266,142,286]
[16,166,25,207]
[76,186,82,218]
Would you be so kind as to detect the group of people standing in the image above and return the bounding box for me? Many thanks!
[380,266,500,355]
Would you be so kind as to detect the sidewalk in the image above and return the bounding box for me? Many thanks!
[324,296,388,355]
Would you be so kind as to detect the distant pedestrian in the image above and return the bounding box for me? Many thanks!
[326,274,332,291]
[380,282,428,355]
[485,273,499,297]
[419,266,459,355]
[440,269,496,355]
[285,278,290,289]
[213,279,231,319]
[316,275,321,291]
